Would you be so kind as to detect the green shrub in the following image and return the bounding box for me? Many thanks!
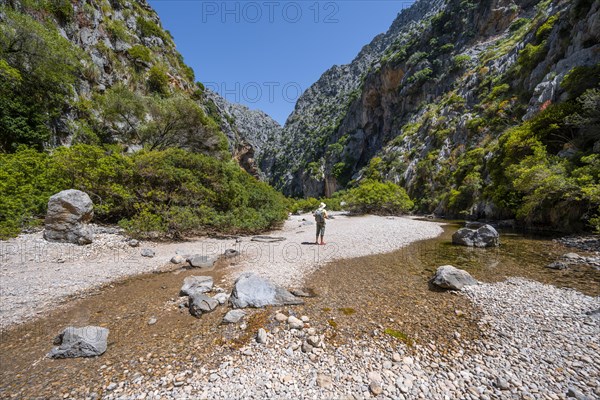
[535,14,559,41]
[439,43,454,53]
[407,68,433,85]
[517,41,547,71]
[0,147,66,238]
[510,18,530,32]
[406,52,428,67]
[344,180,414,215]
[0,10,83,152]
[561,64,600,99]
[127,45,151,64]
[0,145,289,239]
[49,0,75,24]
[452,55,471,70]
[147,64,170,95]
[137,16,168,43]
[107,20,131,43]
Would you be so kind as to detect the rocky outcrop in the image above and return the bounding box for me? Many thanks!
[230,273,304,308]
[430,265,478,290]
[48,326,109,359]
[43,189,94,245]
[203,90,282,178]
[452,224,500,248]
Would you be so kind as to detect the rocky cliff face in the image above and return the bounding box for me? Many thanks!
[0,0,279,174]
[260,0,446,196]
[262,0,599,229]
[203,90,282,177]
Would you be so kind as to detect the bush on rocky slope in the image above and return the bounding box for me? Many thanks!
[0,145,288,239]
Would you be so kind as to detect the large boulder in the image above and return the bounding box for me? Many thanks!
[431,265,478,290]
[452,224,499,248]
[180,276,213,296]
[47,326,109,358]
[44,189,94,245]
[230,273,304,308]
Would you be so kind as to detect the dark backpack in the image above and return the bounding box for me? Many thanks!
[314,209,325,223]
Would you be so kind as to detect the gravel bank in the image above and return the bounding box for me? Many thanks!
[0,214,443,330]
[102,279,600,400]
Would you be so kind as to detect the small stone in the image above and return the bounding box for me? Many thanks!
[369,380,383,396]
[209,373,219,382]
[566,387,586,399]
[301,341,313,353]
[301,316,310,322]
[275,312,288,322]
[316,374,333,389]
[171,255,186,264]
[148,317,157,326]
[382,361,392,369]
[307,335,320,347]
[213,293,229,305]
[545,261,568,270]
[141,248,155,257]
[288,316,304,329]
[127,239,139,247]
[223,249,240,258]
[106,383,117,391]
[223,310,246,324]
[495,377,510,390]
[257,328,267,344]
[392,353,402,363]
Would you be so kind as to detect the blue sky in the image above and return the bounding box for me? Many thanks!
[148,1,415,124]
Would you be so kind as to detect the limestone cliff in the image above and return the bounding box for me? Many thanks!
[262,0,600,230]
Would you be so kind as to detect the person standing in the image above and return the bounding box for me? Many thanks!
[313,202,328,245]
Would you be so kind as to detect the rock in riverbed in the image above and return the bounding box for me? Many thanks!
[171,255,186,264]
[140,248,155,257]
[188,293,219,317]
[223,309,246,324]
[48,326,109,358]
[452,224,499,248]
[431,265,478,290]
[187,255,217,268]
[229,273,303,308]
[43,189,94,245]
[180,276,213,296]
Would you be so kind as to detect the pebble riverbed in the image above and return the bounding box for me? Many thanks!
[94,279,599,400]
[0,223,598,399]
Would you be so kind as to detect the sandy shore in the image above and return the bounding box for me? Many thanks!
[0,213,443,330]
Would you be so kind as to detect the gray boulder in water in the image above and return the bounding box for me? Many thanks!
[180,276,213,296]
[431,265,478,290]
[43,189,94,245]
[222,309,246,324]
[189,293,219,317]
[452,224,499,248]
[230,272,304,308]
[48,326,109,358]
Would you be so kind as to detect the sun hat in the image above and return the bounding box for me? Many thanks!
[319,202,326,209]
